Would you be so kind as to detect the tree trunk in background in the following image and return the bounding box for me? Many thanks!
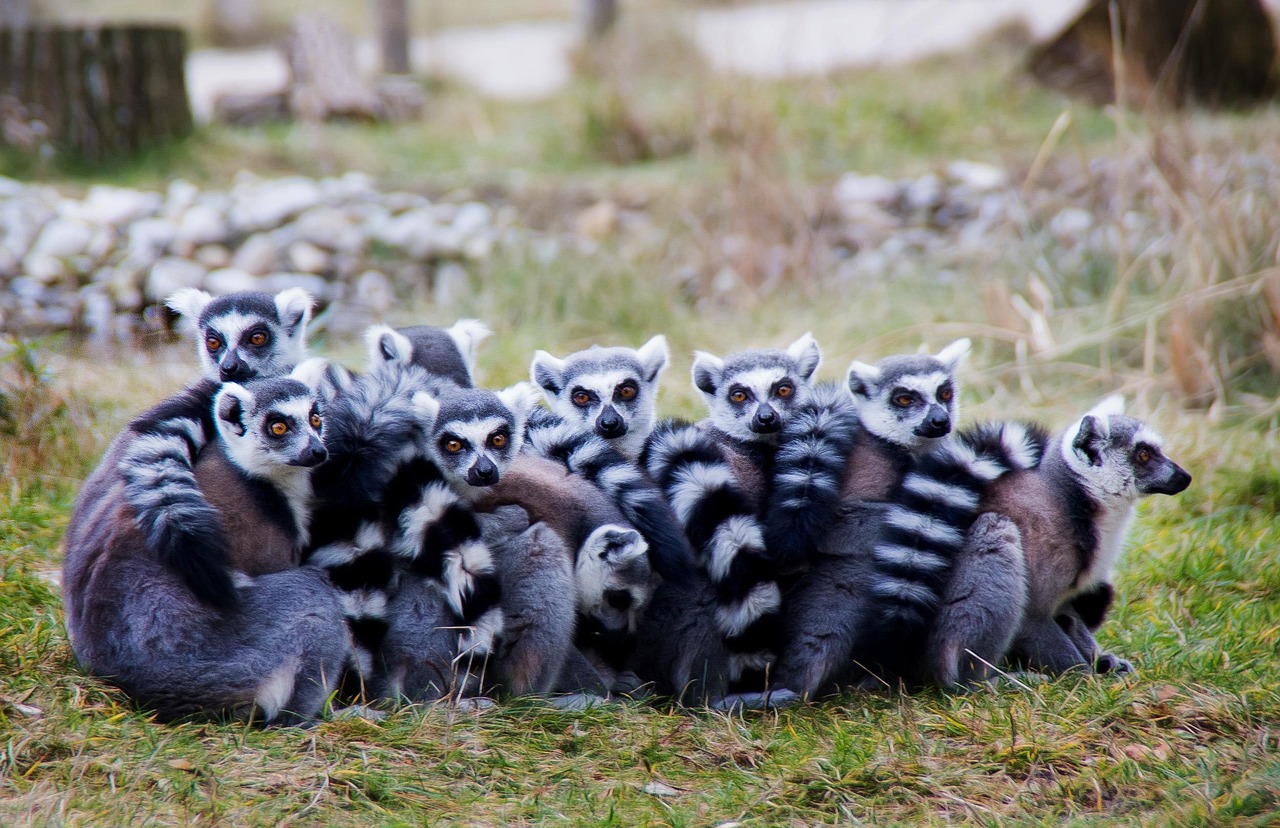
[580,0,619,40]
[375,0,410,75]
[205,0,263,48]
[285,14,385,122]
[1030,0,1276,108]
[0,0,31,29]
[0,25,193,162]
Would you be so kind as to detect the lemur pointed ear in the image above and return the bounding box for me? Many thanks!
[274,288,314,333]
[411,390,441,426]
[787,332,822,381]
[446,319,491,375]
[215,383,252,437]
[1087,394,1126,419]
[691,351,725,396]
[636,335,671,383]
[530,351,567,397]
[291,357,350,398]
[847,361,881,399]
[499,381,541,431]
[165,288,213,323]
[1070,415,1108,467]
[935,338,972,372]
[364,324,414,371]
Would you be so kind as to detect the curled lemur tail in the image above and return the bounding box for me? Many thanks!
[865,420,1048,658]
[119,379,237,609]
[524,411,697,584]
[644,420,783,684]
[761,382,861,568]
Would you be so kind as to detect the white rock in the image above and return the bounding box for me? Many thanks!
[371,208,438,258]
[79,186,163,226]
[353,269,394,316]
[0,246,19,279]
[205,267,262,295]
[22,254,66,284]
[946,161,1009,193]
[232,233,279,276]
[1049,207,1094,242]
[293,206,364,252]
[463,234,493,261]
[230,176,324,232]
[452,202,492,238]
[432,261,469,309]
[195,244,232,269]
[146,257,207,302]
[261,272,329,300]
[904,175,944,212]
[29,217,95,259]
[125,218,178,268]
[164,179,200,219]
[287,240,330,274]
[80,285,116,337]
[87,226,118,262]
[0,176,24,198]
[174,203,230,252]
[835,173,899,207]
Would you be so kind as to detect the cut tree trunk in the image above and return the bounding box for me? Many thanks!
[1030,0,1277,108]
[285,13,385,122]
[375,0,410,75]
[0,25,193,161]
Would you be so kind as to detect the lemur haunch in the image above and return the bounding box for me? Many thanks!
[63,373,349,724]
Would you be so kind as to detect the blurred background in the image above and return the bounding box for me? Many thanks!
[3,0,1280,455]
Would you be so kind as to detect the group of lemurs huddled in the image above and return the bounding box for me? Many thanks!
[61,287,1192,723]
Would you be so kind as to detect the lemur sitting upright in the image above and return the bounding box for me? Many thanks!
[62,373,350,724]
[927,398,1192,686]
[111,287,314,609]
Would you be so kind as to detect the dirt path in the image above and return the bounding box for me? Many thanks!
[186,0,1087,121]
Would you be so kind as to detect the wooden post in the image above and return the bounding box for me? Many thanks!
[375,0,410,75]
[0,25,193,161]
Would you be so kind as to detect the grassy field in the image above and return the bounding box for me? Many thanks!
[3,20,1280,826]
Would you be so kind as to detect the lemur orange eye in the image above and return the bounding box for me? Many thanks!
[938,388,953,402]
[1135,447,1151,464]
[206,336,221,353]
[310,413,322,429]
[269,421,288,437]
[249,331,268,347]
[729,390,748,404]
[572,391,592,407]
[618,383,637,400]
[775,383,794,399]
[490,433,507,448]
[445,439,464,453]
[894,395,914,407]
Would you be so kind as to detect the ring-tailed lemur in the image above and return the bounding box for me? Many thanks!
[473,453,656,695]
[62,373,350,724]
[774,421,1045,697]
[525,337,697,586]
[642,333,822,692]
[111,288,314,608]
[929,398,1191,684]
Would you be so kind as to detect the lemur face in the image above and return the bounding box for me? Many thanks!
[214,377,327,478]
[530,335,669,459]
[691,333,821,443]
[168,288,314,383]
[848,338,970,452]
[1064,397,1192,502]
[414,383,540,500]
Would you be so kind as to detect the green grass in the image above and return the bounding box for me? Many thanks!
[4,27,1280,826]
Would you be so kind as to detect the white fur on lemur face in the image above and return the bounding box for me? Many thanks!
[691,333,821,443]
[214,377,328,480]
[530,335,669,459]
[413,383,540,501]
[849,338,970,452]
[167,288,314,383]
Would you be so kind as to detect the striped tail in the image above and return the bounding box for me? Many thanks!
[119,379,237,609]
[761,382,860,569]
[525,414,696,584]
[644,420,782,686]
[863,420,1047,662]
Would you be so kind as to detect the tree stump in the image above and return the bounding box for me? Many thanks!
[0,25,193,161]
[285,14,385,122]
[1030,0,1277,108]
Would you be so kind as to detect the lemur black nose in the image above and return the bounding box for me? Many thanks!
[751,406,781,433]
[306,446,328,466]
[914,405,951,438]
[220,353,247,382]
[596,406,626,438]
[467,457,499,486]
